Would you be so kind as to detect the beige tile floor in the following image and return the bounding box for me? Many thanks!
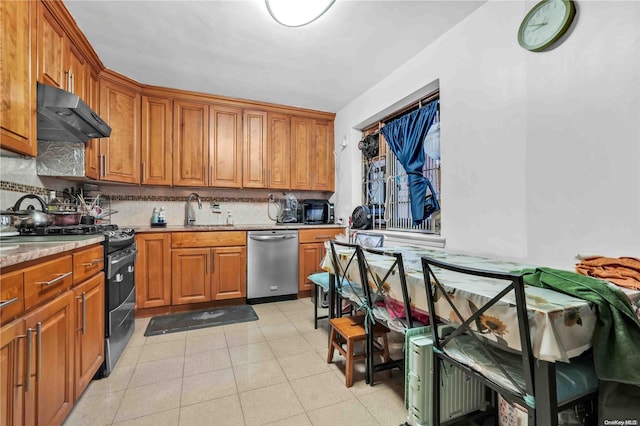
[63,298,418,426]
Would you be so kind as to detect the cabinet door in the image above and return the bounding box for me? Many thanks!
[267,113,291,189]
[37,3,67,89]
[85,70,100,179]
[23,290,74,426]
[212,247,246,300]
[0,0,36,156]
[99,76,141,184]
[73,273,104,401]
[298,242,324,292]
[141,96,172,186]
[172,249,211,305]
[312,119,335,191]
[136,233,172,309]
[67,43,86,99]
[0,319,25,426]
[242,110,268,188]
[210,105,242,188]
[173,100,209,186]
[290,116,313,190]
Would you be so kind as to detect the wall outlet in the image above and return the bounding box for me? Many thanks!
[210,201,222,214]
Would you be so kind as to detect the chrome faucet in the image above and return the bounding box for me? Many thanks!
[185,193,202,226]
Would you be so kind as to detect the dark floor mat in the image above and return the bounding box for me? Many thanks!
[144,305,259,336]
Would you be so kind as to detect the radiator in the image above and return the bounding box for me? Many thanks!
[407,332,488,426]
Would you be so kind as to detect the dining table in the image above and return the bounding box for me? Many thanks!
[320,242,640,423]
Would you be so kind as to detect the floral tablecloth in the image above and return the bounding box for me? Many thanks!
[321,244,640,363]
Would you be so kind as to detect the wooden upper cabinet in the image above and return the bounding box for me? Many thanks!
[268,112,291,189]
[99,72,141,184]
[210,105,242,188]
[173,100,209,186]
[67,43,87,100]
[312,119,335,191]
[242,110,268,188]
[0,0,37,156]
[85,70,100,179]
[291,116,334,191]
[142,96,172,186]
[243,110,291,189]
[37,2,67,89]
[290,116,313,190]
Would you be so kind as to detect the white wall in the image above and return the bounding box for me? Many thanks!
[334,1,640,269]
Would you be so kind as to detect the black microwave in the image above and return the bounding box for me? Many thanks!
[299,199,334,224]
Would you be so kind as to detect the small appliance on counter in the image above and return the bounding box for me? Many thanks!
[274,193,299,224]
[299,199,334,224]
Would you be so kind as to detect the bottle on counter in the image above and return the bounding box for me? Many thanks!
[226,211,233,225]
[151,207,159,224]
[48,191,61,212]
[158,207,166,223]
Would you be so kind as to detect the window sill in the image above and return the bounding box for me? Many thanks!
[368,230,445,249]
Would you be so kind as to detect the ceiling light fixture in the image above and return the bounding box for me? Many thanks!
[266,0,336,27]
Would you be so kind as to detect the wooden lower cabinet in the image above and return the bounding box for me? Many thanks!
[298,242,325,292]
[172,246,246,304]
[298,228,343,291]
[1,319,25,426]
[212,246,246,300]
[136,233,172,309]
[172,248,211,305]
[23,290,75,426]
[73,273,104,401]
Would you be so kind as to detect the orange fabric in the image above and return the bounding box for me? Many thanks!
[576,257,640,290]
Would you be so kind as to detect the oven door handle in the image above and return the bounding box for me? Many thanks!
[109,246,138,268]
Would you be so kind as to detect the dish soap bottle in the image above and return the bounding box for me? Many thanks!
[158,207,166,224]
[48,191,61,212]
[151,207,159,224]
[226,211,233,225]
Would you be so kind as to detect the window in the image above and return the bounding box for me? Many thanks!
[361,92,440,234]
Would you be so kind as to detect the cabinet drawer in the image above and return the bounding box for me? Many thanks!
[24,255,73,309]
[298,228,343,244]
[0,270,24,324]
[171,231,246,248]
[73,244,104,284]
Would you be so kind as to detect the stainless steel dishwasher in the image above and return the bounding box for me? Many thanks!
[247,230,299,303]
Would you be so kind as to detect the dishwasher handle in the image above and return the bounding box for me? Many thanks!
[249,234,297,242]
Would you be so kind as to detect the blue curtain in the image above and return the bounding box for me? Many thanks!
[381,101,439,225]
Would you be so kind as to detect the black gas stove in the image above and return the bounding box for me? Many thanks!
[19,223,119,236]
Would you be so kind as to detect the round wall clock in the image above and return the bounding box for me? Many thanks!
[518,0,576,52]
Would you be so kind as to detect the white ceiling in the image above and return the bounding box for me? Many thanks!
[64,0,484,112]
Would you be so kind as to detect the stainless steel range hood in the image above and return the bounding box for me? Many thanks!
[37,82,111,144]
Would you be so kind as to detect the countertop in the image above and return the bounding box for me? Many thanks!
[0,224,346,269]
[0,235,105,269]
[132,223,346,233]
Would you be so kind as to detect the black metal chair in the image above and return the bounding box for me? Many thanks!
[326,240,391,386]
[420,256,599,425]
[359,247,427,386]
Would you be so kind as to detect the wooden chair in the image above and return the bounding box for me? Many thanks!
[326,240,391,387]
[421,256,599,425]
[326,315,391,387]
